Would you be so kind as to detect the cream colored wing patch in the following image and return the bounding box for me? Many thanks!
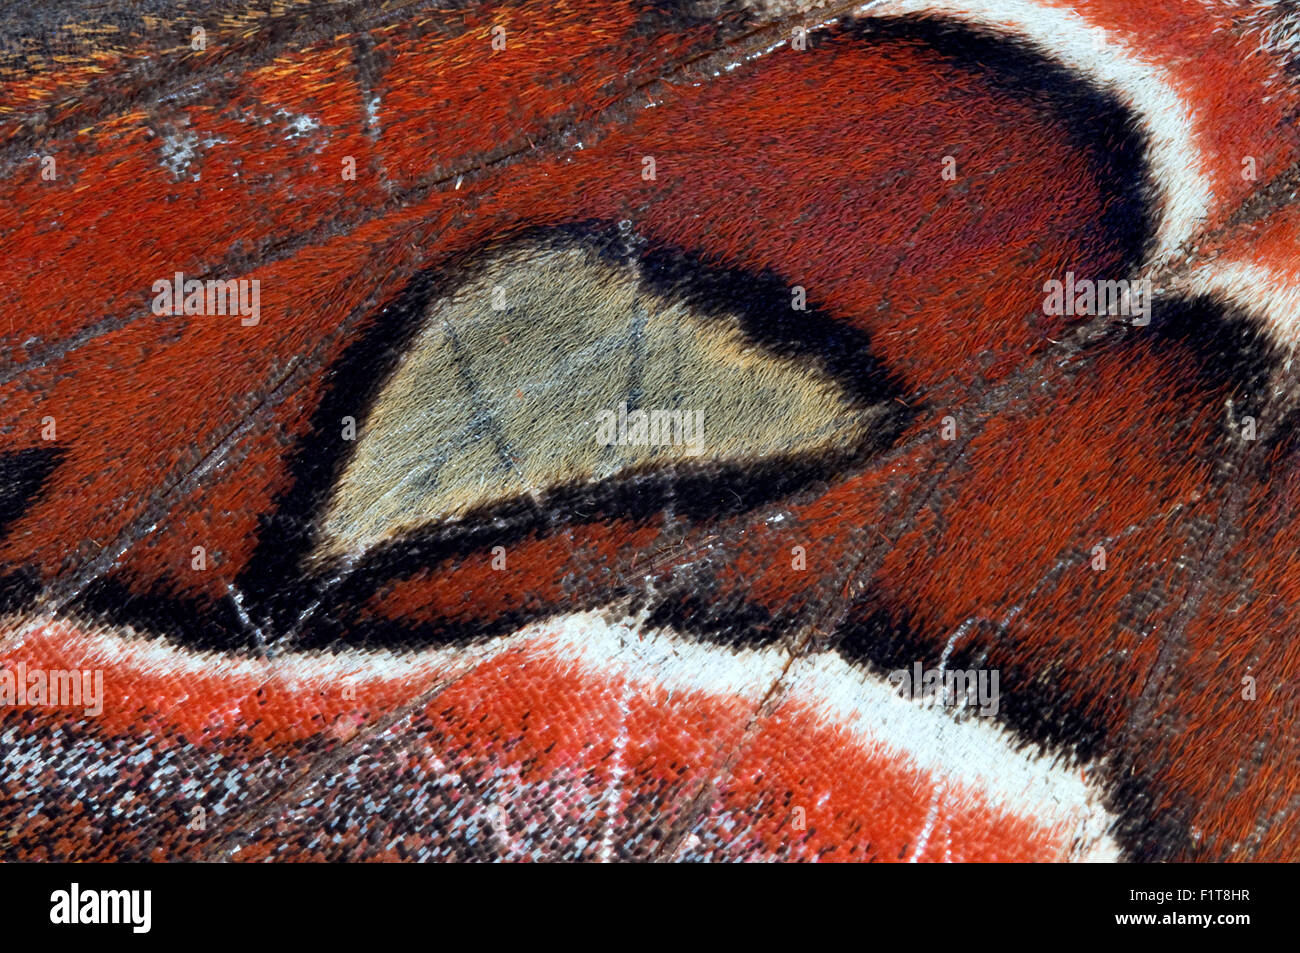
[315,236,886,559]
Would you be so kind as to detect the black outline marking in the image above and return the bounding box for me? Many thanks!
[0,447,65,541]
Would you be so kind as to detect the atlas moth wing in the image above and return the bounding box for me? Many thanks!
[2,0,1299,861]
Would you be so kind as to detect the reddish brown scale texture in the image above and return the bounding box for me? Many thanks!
[869,495,1192,764]
[1060,0,1300,223]
[0,1,425,138]
[844,329,1284,858]
[376,2,663,187]
[649,512,841,623]
[872,329,1227,628]
[109,377,319,603]
[98,200,534,601]
[0,628,302,861]
[427,658,1076,861]
[627,444,935,629]
[2,1,1289,595]
[1,117,161,341]
[1245,207,1300,269]
[0,0,743,352]
[564,33,1122,392]
[357,521,663,630]
[1134,462,1300,861]
[0,73,375,344]
[600,348,1237,858]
